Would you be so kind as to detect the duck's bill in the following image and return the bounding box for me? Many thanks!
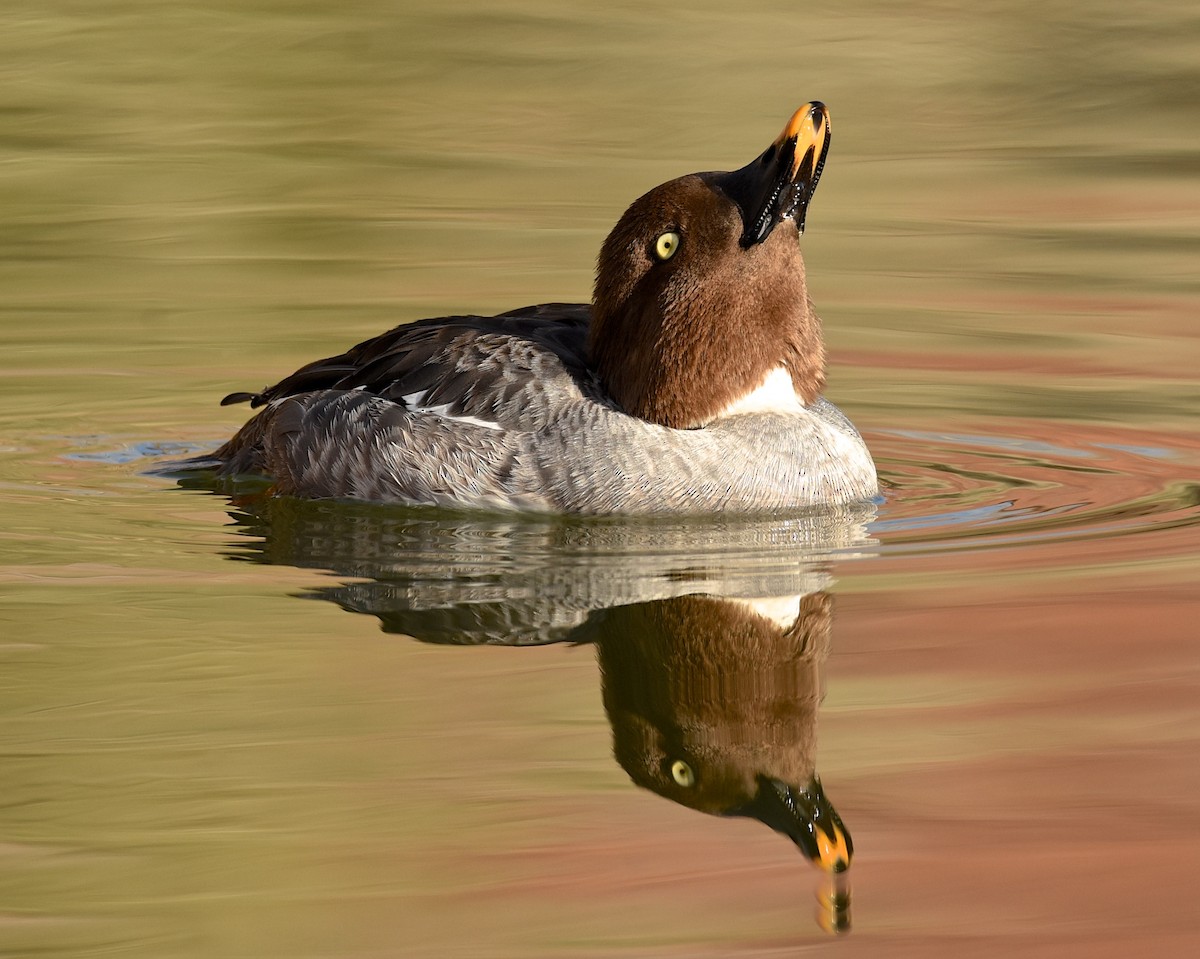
[714,101,831,247]
[728,773,853,873]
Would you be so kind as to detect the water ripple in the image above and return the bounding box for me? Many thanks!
[871,423,1200,554]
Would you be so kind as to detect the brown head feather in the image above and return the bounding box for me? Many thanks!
[589,175,825,429]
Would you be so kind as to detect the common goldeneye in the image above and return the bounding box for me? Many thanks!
[207,102,878,513]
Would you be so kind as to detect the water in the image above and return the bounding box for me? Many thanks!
[3,1,1200,956]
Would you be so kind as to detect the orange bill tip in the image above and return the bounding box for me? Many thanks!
[815,822,852,873]
[775,102,830,181]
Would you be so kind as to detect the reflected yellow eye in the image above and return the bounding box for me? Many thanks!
[654,231,681,261]
[670,760,695,787]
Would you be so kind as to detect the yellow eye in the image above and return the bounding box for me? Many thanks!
[654,231,681,261]
[670,760,695,787]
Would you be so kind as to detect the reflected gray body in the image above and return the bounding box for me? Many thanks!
[227,492,873,645]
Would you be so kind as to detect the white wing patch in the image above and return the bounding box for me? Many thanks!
[401,391,503,432]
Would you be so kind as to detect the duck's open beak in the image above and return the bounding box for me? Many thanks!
[715,102,831,247]
[728,773,852,873]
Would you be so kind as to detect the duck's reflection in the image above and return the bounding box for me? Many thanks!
[213,492,872,933]
[593,594,850,871]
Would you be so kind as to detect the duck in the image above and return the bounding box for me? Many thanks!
[205,102,878,514]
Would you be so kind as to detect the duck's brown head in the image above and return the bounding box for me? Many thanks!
[598,592,853,875]
[590,103,832,429]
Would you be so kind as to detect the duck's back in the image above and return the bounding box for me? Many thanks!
[221,303,593,421]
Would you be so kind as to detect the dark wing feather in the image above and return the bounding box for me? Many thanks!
[221,304,594,417]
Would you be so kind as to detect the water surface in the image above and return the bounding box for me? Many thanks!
[3,2,1200,956]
